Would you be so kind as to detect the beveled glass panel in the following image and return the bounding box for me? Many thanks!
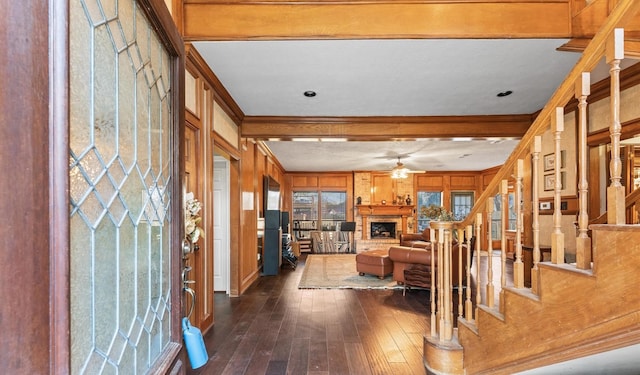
[69,215,93,375]
[108,19,126,52]
[93,24,117,162]
[150,83,162,173]
[118,52,136,169]
[99,0,117,20]
[93,219,118,353]
[83,0,105,26]
[118,0,135,44]
[70,0,173,373]
[136,72,151,172]
[70,3,92,157]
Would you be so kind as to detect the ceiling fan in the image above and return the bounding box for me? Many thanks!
[390,157,425,179]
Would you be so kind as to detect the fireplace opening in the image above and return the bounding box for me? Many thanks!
[371,222,396,239]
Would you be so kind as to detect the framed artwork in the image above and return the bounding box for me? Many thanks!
[543,150,566,171]
[544,172,566,191]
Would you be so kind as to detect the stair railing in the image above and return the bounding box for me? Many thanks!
[425,0,640,349]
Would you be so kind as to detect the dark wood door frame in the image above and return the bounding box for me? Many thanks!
[0,1,186,373]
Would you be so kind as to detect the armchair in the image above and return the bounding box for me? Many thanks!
[399,228,430,247]
[388,237,475,289]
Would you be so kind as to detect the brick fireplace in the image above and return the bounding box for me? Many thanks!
[371,222,396,239]
[354,204,414,252]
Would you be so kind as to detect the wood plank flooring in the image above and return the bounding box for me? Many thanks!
[189,253,433,375]
[188,252,506,374]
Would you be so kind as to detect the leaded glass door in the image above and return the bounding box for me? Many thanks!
[68,0,183,373]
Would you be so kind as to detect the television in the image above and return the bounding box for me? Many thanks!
[263,175,281,212]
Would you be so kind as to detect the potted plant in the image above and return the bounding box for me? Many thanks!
[420,204,457,222]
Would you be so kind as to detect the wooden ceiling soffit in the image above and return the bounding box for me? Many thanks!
[182,1,571,40]
[241,115,532,140]
[571,0,640,39]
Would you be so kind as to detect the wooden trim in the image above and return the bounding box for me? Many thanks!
[588,118,640,146]
[182,1,571,40]
[242,115,532,140]
[140,0,187,371]
[185,44,244,124]
[51,0,70,373]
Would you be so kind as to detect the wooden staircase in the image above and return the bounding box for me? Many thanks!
[422,0,640,373]
[457,225,640,374]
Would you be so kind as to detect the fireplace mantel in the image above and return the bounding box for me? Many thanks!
[357,205,414,239]
[357,205,413,216]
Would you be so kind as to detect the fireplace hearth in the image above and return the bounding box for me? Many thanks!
[370,222,396,239]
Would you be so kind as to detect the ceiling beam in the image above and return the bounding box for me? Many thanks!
[182,1,571,41]
[241,115,533,140]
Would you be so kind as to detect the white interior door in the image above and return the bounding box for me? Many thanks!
[213,156,230,293]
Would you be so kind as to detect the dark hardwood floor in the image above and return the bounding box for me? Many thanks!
[189,253,434,375]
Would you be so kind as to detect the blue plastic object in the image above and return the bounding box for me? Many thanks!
[182,317,208,369]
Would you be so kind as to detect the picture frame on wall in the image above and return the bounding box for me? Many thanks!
[544,172,566,191]
[543,151,566,171]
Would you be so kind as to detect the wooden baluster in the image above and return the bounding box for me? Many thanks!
[430,227,436,338]
[514,159,525,288]
[576,72,592,269]
[500,180,508,312]
[607,28,626,225]
[475,213,482,317]
[443,225,452,341]
[437,226,445,341]
[465,224,473,321]
[551,107,565,264]
[485,198,495,308]
[457,227,464,319]
[531,136,542,294]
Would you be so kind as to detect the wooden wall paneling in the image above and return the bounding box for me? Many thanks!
[450,174,478,190]
[240,140,260,292]
[182,2,571,40]
[443,176,452,209]
[197,85,214,332]
[291,175,319,188]
[588,145,603,220]
[185,118,208,331]
[416,174,445,189]
[229,155,242,296]
[319,175,349,188]
[372,173,393,204]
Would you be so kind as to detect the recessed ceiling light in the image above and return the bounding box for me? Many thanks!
[497,90,513,97]
[303,90,316,97]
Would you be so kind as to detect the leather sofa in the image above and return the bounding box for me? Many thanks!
[399,228,430,248]
[387,237,474,288]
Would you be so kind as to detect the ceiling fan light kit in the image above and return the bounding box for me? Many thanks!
[390,158,410,179]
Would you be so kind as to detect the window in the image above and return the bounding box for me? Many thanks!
[321,192,347,230]
[416,191,443,232]
[292,191,347,237]
[491,193,517,240]
[451,192,474,221]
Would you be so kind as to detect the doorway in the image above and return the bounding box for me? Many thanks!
[214,155,230,293]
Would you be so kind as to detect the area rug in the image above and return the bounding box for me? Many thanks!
[298,254,401,289]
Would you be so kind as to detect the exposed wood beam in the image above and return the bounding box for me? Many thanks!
[182,1,571,40]
[241,115,532,140]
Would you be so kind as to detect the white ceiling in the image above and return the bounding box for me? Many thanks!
[192,39,594,172]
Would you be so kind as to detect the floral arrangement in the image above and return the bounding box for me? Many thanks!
[185,192,204,243]
[420,204,458,222]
